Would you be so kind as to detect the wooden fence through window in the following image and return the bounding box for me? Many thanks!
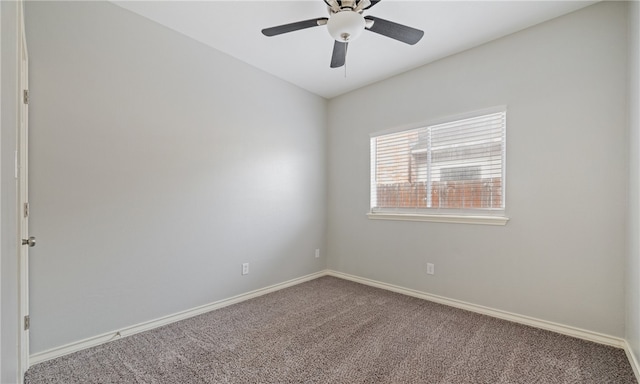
[375,178,502,209]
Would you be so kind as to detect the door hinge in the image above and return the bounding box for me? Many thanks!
[24,315,30,331]
[23,89,29,105]
[14,150,18,179]
[24,202,29,218]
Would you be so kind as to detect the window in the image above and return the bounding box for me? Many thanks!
[369,109,508,225]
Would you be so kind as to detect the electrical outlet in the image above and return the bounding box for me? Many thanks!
[242,263,249,275]
[427,263,435,275]
[315,249,320,258]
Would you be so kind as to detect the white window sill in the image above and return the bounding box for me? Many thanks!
[366,213,509,226]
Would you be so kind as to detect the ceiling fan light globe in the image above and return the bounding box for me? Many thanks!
[327,11,365,42]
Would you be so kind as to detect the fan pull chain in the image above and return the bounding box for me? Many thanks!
[344,42,348,78]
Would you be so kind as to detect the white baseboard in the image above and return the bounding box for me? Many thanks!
[30,268,631,376]
[29,270,328,366]
[624,340,640,380]
[326,270,626,349]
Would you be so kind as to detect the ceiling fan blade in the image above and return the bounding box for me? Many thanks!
[363,0,382,10]
[364,16,424,45]
[262,18,329,37]
[330,41,348,68]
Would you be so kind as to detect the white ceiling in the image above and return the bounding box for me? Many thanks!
[114,1,595,99]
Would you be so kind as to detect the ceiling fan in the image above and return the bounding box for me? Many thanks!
[261,0,424,69]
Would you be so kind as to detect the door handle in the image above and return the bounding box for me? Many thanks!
[22,236,36,247]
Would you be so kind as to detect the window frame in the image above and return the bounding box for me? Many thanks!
[368,107,509,226]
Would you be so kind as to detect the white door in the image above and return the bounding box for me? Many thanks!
[18,1,32,379]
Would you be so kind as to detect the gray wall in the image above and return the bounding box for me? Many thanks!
[627,0,640,364]
[25,1,327,354]
[327,2,628,337]
[1,1,21,382]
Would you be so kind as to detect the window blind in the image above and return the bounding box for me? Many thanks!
[370,110,506,215]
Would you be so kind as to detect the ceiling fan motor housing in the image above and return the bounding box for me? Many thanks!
[327,11,366,42]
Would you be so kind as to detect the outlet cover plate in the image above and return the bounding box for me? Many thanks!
[427,263,435,275]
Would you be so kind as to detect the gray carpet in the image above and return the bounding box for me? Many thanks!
[25,276,637,383]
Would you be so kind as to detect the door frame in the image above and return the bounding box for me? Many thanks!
[17,0,30,379]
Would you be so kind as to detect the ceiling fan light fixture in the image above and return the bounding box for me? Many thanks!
[327,11,365,42]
